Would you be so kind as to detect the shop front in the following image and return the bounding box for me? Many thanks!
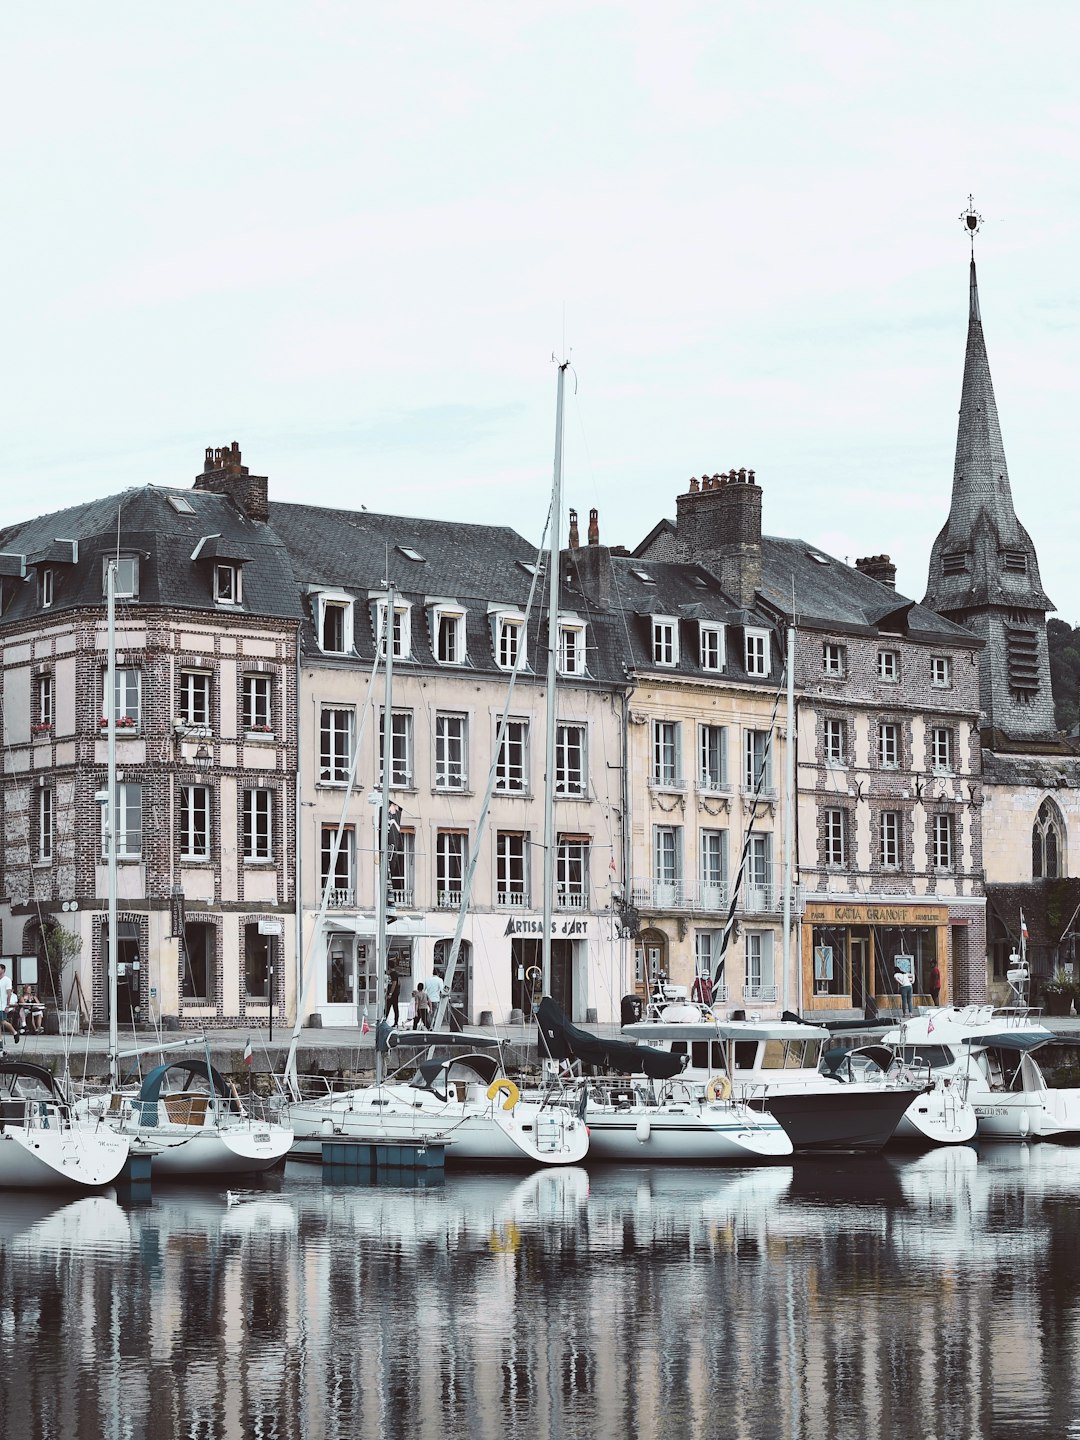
[802,901,950,1017]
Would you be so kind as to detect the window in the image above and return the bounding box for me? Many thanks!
[653,826,682,904]
[880,810,901,868]
[932,812,954,871]
[652,720,682,788]
[699,724,727,791]
[102,782,143,859]
[318,597,353,655]
[104,555,139,599]
[105,668,141,729]
[495,613,526,671]
[1003,549,1028,574]
[435,713,468,791]
[388,830,415,907]
[557,623,587,676]
[181,921,216,1003]
[555,723,587,796]
[1006,626,1039,696]
[744,730,772,792]
[878,649,899,682]
[744,931,774,1000]
[180,785,211,860]
[496,832,529,908]
[878,722,899,770]
[41,568,54,608]
[38,787,53,863]
[379,710,413,787]
[695,931,724,990]
[700,624,725,672]
[320,708,354,785]
[495,720,529,793]
[823,718,847,765]
[931,727,954,774]
[744,628,770,677]
[434,607,466,665]
[824,808,847,867]
[37,673,54,728]
[178,671,211,728]
[375,598,412,660]
[942,551,969,576]
[1032,798,1066,880]
[244,925,274,1001]
[320,826,355,906]
[746,833,772,910]
[242,674,273,732]
[700,830,727,908]
[556,836,590,909]
[931,656,952,688]
[436,831,468,909]
[823,643,846,677]
[214,563,242,605]
[652,619,678,667]
[243,789,273,861]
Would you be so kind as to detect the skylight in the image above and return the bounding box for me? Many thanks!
[397,545,425,563]
[631,568,655,585]
[167,495,196,515]
[808,552,831,566]
[518,561,538,576]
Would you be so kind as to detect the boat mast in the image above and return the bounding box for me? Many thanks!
[105,561,119,1089]
[374,582,395,1084]
[541,359,569,999]
[781,617,796,1013]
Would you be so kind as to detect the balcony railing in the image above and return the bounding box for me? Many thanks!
[631,877,774,913]
[389,885,413,908]
[323,887,355,909]
[496,890,530,909]
[744,983,778,1003]
[436,889,463,911]
[556,889,590,911]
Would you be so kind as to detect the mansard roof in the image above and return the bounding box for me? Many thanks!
[0,486,302,624]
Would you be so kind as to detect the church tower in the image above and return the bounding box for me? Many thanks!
[924,217,1057,739]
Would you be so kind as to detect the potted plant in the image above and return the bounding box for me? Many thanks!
[1041,969,1074,1016]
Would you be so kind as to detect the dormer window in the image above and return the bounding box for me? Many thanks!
[106,555,140,600]
[557,621,587,676]
[744,627,770,677]
[316,593,354,655]
[40,568,54,609]
[652,618,679,667]
[492,611,527,671]
[374,597,412,660]
[214,563,242,606]
[431,604,467,665]
[699,623,725,672]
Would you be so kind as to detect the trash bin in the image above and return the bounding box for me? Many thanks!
[620,994,644,1026]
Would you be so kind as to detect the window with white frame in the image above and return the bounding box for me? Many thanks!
[878,649,900,682]
[436,831,467,909]
[495,719,529,793]
[40,568,54,608]
[743,730,772,791]
[653,825,682,902]
[494,612,526,671]
[375,597,412,660]
[880,810,901,868]
[695,931,723,984]
[555,723,587,796]
[388,829,415,906]
[557,622,587,676]
[180,785,211,860]
[319,708,354,785]
[823,642,846,677]
[433,606,466,665]
[379,710,414,787]
[106,554,139,600]
[746,833,772,909]
[496,831,529,907]
[178,671,211,729]
[435,713,468,791]
[744,628,770,676]
[932,812,954,870]
[931,726,954,774]
[699,724,727,791]
[556,836,590,909]
[744,931,774,998]
[320,826,355,905]
[878,721,899,770]
[700,829,727,907]
[699,623,725,672]
[214,563,242,606]
[318,596,353,655]
[243,788,273,861]
[242,673,273,732]
[38,787,53,863]
[824,807,847,867]
[823,718,847,765]
[652,618,678,667]
[931,656,953,688]
[37,673,54,728]
[652,719,682,788]
[101,782,142,859]
[104,668,141,729]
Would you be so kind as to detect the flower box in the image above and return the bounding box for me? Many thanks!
[100,717,137,729]
[31,724,52,735]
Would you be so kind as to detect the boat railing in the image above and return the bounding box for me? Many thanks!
[0,1096,70,1130]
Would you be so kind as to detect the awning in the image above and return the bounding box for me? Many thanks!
[323,915,455,940]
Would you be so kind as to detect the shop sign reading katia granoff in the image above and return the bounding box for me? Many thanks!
[804,903,947,927]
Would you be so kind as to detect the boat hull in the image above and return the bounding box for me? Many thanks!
[135,1124,293,1177]
[753,1088,917,1153]
[0,1125,130,1191]
[582,1104,792,1163]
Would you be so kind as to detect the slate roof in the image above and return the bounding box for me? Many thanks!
[0,487,302,624]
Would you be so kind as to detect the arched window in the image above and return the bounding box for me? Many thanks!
[1032,798,1067,879]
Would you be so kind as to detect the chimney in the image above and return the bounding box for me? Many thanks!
[588,507,600,546]
[674,468,762,608]
[855,554,897,589]
[193,441,269,523]
[568,508,580,549]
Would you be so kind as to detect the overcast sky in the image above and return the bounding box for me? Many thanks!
[3,5,1079,620]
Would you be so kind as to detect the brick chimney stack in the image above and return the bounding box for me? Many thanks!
[568,508,580,549]
[855,554,897,589]
[193,441,269,523]
[673,469,762,608]
[588,507,600,545]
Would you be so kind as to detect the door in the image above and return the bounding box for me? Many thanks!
[851,931,870,1012]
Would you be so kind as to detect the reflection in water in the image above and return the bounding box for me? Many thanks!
[3,1149,1080,1438]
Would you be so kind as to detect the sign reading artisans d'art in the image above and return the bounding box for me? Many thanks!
[804,902,948,927]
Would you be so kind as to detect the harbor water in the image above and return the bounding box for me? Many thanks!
[3,1145,1080,1440]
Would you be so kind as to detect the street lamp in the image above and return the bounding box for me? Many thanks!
[173,723,213,776]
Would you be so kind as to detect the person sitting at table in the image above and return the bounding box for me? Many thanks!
[20,985,44,1034]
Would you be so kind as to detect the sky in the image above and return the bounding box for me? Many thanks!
[3,4,1080,618]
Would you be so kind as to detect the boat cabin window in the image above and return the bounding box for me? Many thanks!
[762,1040,823,1070]
[733,1042,759,1070]
[892,1044,953,1070]
[670,1039,726,1070]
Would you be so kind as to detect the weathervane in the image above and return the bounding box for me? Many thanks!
[959,194,983,256]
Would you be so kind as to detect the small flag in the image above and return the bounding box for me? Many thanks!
[1022,920,1029,941]
[361,1013,370,1037]
[927,1016,935,1035]
[243,1037,253,1067]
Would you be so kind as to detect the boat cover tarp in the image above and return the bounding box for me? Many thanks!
[961,1032,1051,1053]
[535,998,686,1079]
[136,1059,238,1105]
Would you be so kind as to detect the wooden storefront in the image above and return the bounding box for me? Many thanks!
[801,901,950,1015]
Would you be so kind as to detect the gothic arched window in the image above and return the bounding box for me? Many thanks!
[1032,798,1067,880]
